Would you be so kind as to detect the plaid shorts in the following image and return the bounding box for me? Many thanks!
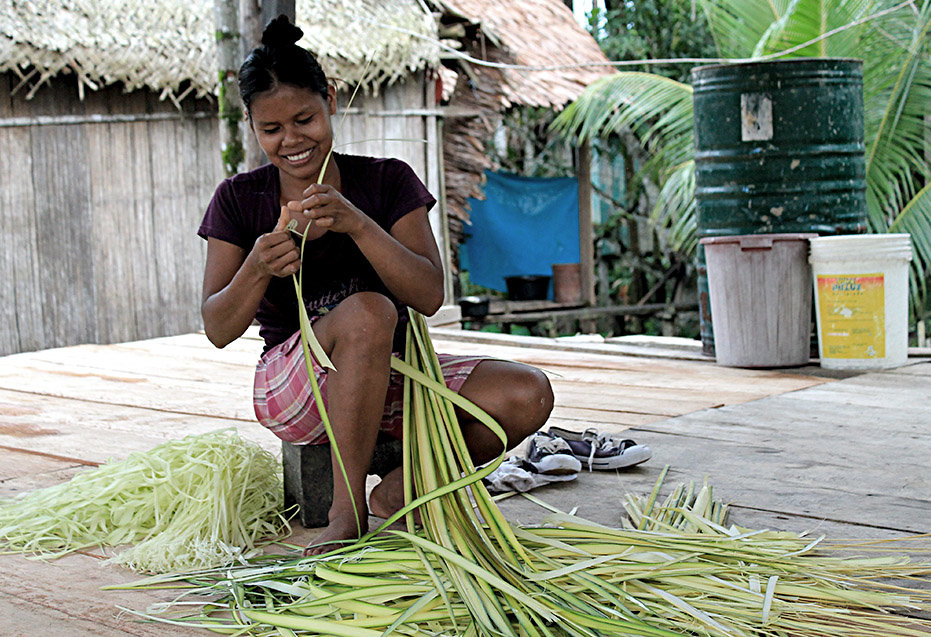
[253,325,486,445]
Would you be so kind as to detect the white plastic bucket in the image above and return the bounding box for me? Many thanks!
[809,234,913,370]
[700,233,817,368]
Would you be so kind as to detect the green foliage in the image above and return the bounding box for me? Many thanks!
[553,72,694,181]
[493,106,575,178]
[550,0,713,337]
[220,120,245,176]
[593,201,700,338]
[594,0,718,81]
[699,0,875,59]
[217,71,245,177]
[214,28,239,43]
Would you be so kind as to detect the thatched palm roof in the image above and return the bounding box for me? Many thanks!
[299,0,439,91]
[0,0,439,102]
[435,0,613,109]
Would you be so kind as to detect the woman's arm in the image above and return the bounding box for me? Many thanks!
[201,213,301,347]
[290,185,444,315]
[354,206,445,315]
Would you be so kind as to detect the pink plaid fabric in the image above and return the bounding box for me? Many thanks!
[253,325,486,445]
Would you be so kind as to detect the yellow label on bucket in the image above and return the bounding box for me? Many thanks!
[816,274,885,359]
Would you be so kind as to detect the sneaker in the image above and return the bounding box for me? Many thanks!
[482,456,578,493]
[525,432,583,475]
[547,426,652,471]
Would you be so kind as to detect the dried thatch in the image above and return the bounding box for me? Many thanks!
[436,0,613,109]
[0,0,439,103]
[299,0,439,91]
[0,0,215,103]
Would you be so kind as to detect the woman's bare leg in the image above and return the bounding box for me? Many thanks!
[369,359,553,519]
[455,359,554,463]
[302,292,397,555]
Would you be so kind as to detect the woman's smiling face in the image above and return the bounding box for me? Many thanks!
[249,83,337,190]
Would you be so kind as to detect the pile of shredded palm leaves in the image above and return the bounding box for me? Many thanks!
[108,312,931,636]
[0,429,290,573]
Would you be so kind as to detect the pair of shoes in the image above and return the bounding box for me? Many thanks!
[547,426,652,471]
[525,432,583,475]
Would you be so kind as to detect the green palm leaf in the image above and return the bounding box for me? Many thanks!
[862,0,931,227]
[750,0,807,58]
[751,0,874,57]
[652,160,698,254]
[889,182,931,309]
[698,0,785,58]
[557,0,931,317]
[552,72,694,175]
[552,73,697,250]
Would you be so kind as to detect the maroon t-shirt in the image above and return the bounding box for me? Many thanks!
[198,153,436,353]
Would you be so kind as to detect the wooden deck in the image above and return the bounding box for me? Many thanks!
[1,327,929,635]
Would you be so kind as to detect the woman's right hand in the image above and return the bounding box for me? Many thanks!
[202,206,299,348]
[248,206,301,278]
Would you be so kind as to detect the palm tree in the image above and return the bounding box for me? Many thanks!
[554,0,931,322]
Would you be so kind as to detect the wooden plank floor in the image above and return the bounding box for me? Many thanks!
[1,328,928,635]
[498,361,931,538]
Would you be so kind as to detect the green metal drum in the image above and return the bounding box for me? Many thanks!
[691,58,867,355]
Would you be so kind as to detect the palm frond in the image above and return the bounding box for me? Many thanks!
[752,0,875,57]
[558,0,930,320]
[862,0,931,230]
[751,0,805,58]
[651,160,698,254]
[698,0,786,58]
[888,182,931,317]
[552,72,694,173]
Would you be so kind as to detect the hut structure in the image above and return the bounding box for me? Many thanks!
[0,0,441,356]
[429,0,615,283]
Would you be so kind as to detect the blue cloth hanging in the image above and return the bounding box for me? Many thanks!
[462,171,580,296]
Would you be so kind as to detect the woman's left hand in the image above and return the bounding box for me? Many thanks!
[287,183,369,237]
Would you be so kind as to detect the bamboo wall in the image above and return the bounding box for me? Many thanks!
[0,74,220,356]
[0,72,445,356]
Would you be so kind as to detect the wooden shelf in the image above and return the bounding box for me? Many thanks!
[467,300,697,325]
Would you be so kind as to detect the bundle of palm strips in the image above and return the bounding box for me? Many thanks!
[0,429,290,573]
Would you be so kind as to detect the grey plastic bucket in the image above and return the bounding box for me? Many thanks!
[700,233,817,367]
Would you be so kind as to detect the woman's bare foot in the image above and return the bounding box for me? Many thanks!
[303,510,367,556]
[369,468,421,527]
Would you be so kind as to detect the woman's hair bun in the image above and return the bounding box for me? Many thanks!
[261,14,303,48]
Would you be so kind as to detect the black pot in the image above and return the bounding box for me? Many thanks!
[505,275,551,301]
[458,296,490,318]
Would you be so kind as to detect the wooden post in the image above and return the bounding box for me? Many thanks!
[261,0,295,25]
[577,141,596,333]
[424,77,454,305]
[240,0,261,59]
[437,118,455,305]
[240,1,296,171]
[240,0,266,169]
[578,140,595,306]
[215,0,245,177]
